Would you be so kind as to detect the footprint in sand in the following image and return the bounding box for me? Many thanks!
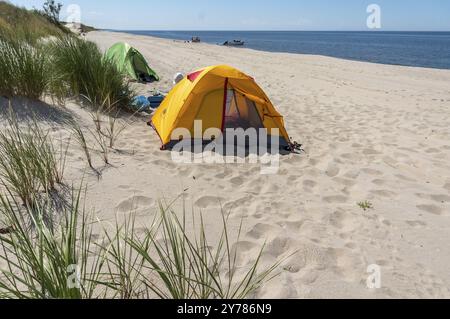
[343,169,360,180]
[245,183,262,195]
[372,179,386,186]
[383,156,398,168]
[283,254,308,274]
[344,242,357,250]
[303,180,317,189]
[229,176,244,186]
[333,177,357,188]
[151,159,176,170]
[262,183,280,193]
[417,204,443,215]
[425,148,440,154]
[328,210,351,230]
[266,236,292,256]
[297,244,336,271]
[178,167,193,177]
[215,170,232,179]
[340,153,360,161]
[195,196,225,209]
[363,148,382,156]
[362,168,383,176]
[416,193,450,203]
[277,220,305,233]
[246,223,279,239]
[223,196,254,212]
[230,241,259,264]
[232,240,259,252]
[116,195,155,212]
[323,195,349,204]
[395,174,416,182]
[430,194,450,203]
[308,158,320,166]
[325,162,340,178]
[406,220,427,228]
[370,190,398,199]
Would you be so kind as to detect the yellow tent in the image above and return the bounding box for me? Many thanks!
[151,65,291,149]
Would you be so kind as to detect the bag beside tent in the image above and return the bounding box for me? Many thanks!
[105,42,159,82]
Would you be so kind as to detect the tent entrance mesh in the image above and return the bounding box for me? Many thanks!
[223,88,264,131]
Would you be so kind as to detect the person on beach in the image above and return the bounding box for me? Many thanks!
[173,72,184,85]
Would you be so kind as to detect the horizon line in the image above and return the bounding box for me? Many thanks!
[105,29,450,33]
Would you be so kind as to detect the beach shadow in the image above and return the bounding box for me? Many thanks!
[0,97,74,125]
[164,138,292,157]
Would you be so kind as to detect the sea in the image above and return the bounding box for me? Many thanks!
[118,30,450,70]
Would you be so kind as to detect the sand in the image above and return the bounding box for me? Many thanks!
[3,30,450,298]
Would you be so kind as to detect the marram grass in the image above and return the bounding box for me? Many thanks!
[49,36,135,111]
[0,188,107,299]
[123,202,281,299]
[1,21,134,110]
[0,39,50,100]
[0,190,280,299]
[0,107,68,207]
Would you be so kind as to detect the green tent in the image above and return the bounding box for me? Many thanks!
[105,42,159,82]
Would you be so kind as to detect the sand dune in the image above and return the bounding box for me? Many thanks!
[3,30,450,298]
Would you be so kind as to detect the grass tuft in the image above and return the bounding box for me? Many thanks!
[0,187,107,299]
[0,105,68,207]
[0,39,50,99]
[69,120,94,170]
[49,36,135,111]
[0,187,280,299]
[109,201,281,299]
[358,201,374,211]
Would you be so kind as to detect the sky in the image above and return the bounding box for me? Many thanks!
[9,0,450,31]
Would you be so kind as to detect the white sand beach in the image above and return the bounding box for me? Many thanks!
[3,30,450,298]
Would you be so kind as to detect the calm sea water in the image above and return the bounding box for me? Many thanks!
[120,31,450,70]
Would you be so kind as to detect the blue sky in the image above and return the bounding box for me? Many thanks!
[10,0,450,31]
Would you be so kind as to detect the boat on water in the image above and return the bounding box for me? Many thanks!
[223,40,245,46]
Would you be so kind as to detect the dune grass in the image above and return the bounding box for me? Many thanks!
[104,109,127,149]
[49,36,135,111]
[0,192,279,299]
[0,107,68,207]
[0,2,60,100]
[69,121,94,170]
[0,1,67,44]
[117,203,280,299]
[0,2,134,111]
[0,188,107,299]
[0,35,135,110]
[0,39,51,100]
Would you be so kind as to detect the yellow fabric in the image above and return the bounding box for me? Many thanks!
[151,65,290,145]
